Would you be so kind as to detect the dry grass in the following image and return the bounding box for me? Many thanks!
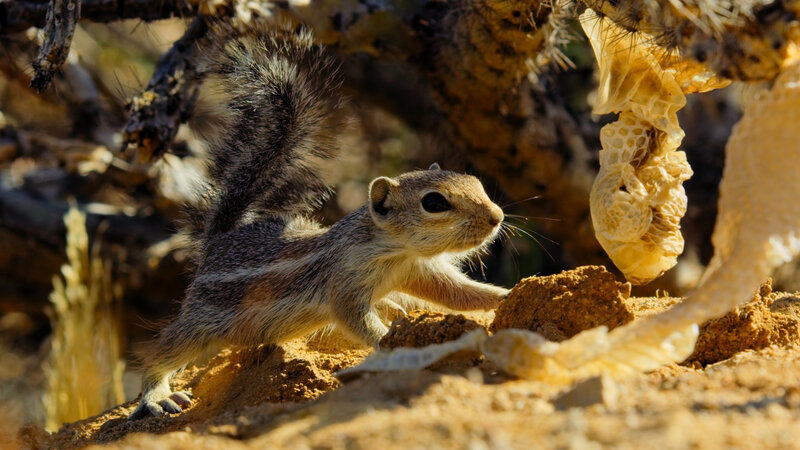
[43,207,124,431]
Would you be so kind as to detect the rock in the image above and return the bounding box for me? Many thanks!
[553,375,619,410]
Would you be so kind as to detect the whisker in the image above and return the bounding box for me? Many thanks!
[498,225,522,281]
[504,225,520,238]
[498,226,520,257]
[504,214,561,222]
[504,222,560,246]
[504,223,556,262]
[501,195,542,209]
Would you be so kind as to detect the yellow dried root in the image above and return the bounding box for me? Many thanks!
[581,0,800,82]
[581,9,728,284]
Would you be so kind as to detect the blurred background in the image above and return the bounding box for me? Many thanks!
[0,15,790,433]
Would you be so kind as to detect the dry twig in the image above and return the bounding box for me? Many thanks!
[122,17,210,161]
[30,0,81,92]
[1,0,199,34]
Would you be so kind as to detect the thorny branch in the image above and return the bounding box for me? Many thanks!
[0,0,200,34]
[30,0,82,92]
[8,0,203,93]
[123,17,210,161]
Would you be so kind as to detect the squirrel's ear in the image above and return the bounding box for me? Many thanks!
[428,162,441,171]
[368,177,398,217]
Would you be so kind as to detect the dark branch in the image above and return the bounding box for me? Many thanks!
[0,186,187,318]
[30,0,81,92]
[1,0,199,35]
[0,187,170,250]
[123,16,209,161]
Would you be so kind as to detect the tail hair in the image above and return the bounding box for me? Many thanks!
[191,21,345,243]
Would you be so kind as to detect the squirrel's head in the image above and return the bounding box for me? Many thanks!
[367,163,503,256]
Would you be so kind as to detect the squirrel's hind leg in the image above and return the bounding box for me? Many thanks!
[128,320,214,420]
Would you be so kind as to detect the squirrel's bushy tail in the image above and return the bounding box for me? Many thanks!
[190,22,344,243]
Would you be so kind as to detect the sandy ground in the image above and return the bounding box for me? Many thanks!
[14,266,800,449]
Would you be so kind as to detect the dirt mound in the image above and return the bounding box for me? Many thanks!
[379,310,483,349]
[490,267,800,366]
[34,347,800,449]
[21,267,800,448]
[26,340,369,449]
[686,279,800,365]
[490,265,635,341]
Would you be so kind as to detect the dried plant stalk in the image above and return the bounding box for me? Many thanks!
[43,207,124,431]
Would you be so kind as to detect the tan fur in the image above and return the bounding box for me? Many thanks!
[128,25,509,421]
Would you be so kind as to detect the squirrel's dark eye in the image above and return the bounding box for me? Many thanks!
[421,192,451,213]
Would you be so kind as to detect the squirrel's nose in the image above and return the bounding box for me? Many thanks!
[488,204,503,227]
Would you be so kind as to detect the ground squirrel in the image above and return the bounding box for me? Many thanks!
[128,23,509,420]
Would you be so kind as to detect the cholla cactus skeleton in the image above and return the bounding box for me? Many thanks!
[340,12,800,384]
[582,9,728,284]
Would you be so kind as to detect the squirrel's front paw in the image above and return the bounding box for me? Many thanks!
[498,288,511,303]
[127,391,193,420]
[483,287,510,310]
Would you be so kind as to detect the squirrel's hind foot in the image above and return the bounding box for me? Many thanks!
[127,391,193,421]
